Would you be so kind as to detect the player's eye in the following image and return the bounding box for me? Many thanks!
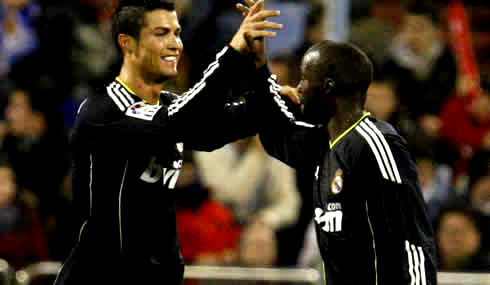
[155,28,170,36]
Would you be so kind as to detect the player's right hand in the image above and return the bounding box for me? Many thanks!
[280,85,302,105]
[229,0,282,63]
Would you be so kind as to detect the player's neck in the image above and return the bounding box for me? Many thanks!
[118,66,163,105]
[328,104,364,143]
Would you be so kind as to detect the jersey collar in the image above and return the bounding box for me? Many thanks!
[115,77,162,105]
[329,112,371,149]
[116,77,137,95]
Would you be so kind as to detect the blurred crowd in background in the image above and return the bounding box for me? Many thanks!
[0,0,489,280]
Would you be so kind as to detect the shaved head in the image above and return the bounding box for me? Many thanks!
[298,40,374,125]
[302,40,374,103]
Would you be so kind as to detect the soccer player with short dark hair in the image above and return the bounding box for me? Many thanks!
[53,0,285,284]
[259,40,438,285]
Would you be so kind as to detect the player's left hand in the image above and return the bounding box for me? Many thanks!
[234,0,280,68]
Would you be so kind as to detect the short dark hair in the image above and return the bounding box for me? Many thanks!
[433,200,483,235]
[306,40,374,103]
[112,0,176,54]
[480,72,490,93]
[407,1,442,26]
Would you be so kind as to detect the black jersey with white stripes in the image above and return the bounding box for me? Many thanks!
[56,46,282,285]
[259,113,437,285]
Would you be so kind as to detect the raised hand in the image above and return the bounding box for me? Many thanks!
[280,85,302,105]
[230,0,282,68]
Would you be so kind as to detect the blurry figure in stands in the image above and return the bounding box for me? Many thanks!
[364,77,399,124]
[349,0,409,71]
[413,146,454,222]
[1,83,73,261]
[434,201,490,272]
[292,0,326,85]
[175,153,241,267]
[2,0,40,74]
[438,74,490,191]
[466,150,490,253]
[238,217,277,267]
[194,135,300,266]
[0,153,49,270]
[382,2,457,144]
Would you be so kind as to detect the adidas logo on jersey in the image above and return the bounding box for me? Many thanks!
[315,204,343,233]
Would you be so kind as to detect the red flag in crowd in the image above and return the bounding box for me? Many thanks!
[446,0,481,98]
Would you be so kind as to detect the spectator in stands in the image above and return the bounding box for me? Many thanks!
[413,146,454,222]
[175,154,241,266]
[466,149,490,252]
[434,201,490,272]
[1,84,74,260]
[2,0,40,73]
[382,2,457,141]
[0,153,49,270]
[194,135,300,266]
[349,0,409,71]
[364,77,399,124]
[438,74,490,188]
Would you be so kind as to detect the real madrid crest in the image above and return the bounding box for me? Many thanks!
[331,169,343,194]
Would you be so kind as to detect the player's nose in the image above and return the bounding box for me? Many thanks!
[166,35,183,52]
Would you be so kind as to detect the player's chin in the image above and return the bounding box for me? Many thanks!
[160,69,178,78]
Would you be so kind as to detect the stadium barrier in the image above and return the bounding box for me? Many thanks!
[2,261,490,285]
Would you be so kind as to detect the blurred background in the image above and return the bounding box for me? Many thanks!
[0,0,489,284]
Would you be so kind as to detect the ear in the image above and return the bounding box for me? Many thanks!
[322,78,336,94]
[118,34,136,56]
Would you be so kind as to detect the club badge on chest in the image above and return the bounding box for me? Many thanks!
[331,169,343,194]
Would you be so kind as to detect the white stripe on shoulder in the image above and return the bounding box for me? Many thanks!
[356,126,389,180]
[295,121,315,128]
[107,85,125,111]
[112,84,131,108]
[167,47,228,117]
[359,122,396,182]
[116,84,136,105]
[364,119,402,183]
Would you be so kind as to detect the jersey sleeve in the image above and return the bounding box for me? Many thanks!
[357,133,438,285]
[165,46,256,141]
[77,46,260,153]
[183,100,259,151]
[243,66,328,169]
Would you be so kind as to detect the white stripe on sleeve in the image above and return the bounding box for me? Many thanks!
[411,244,421,285]
[167,47,228,117]
[267,75,295,120]
[417,246,427,285]
[406,241,416,285]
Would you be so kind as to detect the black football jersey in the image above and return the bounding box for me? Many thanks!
[54,47,282,285]
[260,113,437,285]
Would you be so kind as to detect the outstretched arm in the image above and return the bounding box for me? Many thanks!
[167,0,283,144]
